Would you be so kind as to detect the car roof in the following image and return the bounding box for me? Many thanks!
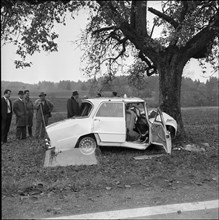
[83,97,145,105]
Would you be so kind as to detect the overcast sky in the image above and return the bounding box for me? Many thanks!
[1,2,218,84]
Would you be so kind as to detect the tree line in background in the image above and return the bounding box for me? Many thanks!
[1,76,218,108]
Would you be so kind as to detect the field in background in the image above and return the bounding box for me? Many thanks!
[9,90,219,113]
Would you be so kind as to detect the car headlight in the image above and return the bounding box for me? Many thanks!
[45,138,55,150]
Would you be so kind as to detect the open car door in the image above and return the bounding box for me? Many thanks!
[149,108,172,154]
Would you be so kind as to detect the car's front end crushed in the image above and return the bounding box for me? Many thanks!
[45,117,94,153]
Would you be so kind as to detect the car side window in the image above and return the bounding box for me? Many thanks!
[96,102,123,117]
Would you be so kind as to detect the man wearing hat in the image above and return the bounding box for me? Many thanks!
[24,90,34,137]
[96,92,102,98]
[34,92,54,139]
[13,90,27,140]
[67,91,81,118]
[112,91,118,97]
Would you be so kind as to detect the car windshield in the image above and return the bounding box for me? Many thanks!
[126,102,145,116]
[80,102,92,117]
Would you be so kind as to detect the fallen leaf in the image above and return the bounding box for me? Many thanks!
[196,182,202,186]
[106,187,112,190]
[125,185,131,188]
[31,196,38,200]
[54,209,62,215]
[201,143,210,147]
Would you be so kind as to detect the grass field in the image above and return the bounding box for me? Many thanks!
[2,106,218,200]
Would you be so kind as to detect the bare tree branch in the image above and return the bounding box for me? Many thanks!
[112,37,127,62]
[150,21,156,38]
[183,11,219,59]
[179,1,188,22]
[148,7,179,29]
[92,26,118,36]
[138,51,157,76]
[130,1,147,36]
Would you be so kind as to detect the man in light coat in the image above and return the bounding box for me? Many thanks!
[13,90,27,140]
[34,92,54,139]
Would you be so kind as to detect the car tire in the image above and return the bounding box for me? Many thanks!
[78,136,97,155]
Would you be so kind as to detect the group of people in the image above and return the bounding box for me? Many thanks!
[1,89,119,144]
[1,89,53,144]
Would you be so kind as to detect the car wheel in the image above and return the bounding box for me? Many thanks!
[78,136,97,155]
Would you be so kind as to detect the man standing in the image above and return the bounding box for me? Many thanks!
[13,90,27,140]
[24,90,34,137]
[112,91,118,97]
[1,89,13,143]
[67,91,81,118]
[96,92,102,97]
[34,92,54,139]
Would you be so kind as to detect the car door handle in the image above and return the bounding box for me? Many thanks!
[94,118,100,121]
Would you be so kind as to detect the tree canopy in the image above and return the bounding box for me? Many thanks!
[1,1,218,72]
[1,0,219,136]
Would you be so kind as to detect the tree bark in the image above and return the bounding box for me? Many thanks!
[157,53,186,138]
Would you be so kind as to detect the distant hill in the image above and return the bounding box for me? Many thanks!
[1,76,218,108]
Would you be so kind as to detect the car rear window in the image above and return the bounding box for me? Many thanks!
[96,102,123,117]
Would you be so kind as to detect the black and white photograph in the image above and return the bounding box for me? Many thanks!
[1,0,218,219]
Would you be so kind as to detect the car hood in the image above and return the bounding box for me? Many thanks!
[46,117,86,130]
[46,117,92,140]
[45,117,94,149]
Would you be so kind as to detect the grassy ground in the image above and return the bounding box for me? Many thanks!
[2,107,218,218]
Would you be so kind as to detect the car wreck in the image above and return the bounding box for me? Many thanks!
[44,97,177,167]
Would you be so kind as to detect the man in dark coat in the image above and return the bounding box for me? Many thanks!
[24,90,34,137]
[1,89,13,143]
[34,92,54,139]
[67,91,81,118]
[112,91,118,97]
[13,90,27,140]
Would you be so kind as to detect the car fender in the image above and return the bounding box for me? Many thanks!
[148,110,177,137]
[46,118,93,152]
[162,112,178,137]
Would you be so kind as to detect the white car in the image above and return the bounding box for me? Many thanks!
[45,97,177,155]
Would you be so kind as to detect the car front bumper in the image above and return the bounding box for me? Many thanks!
[45,138,55,150]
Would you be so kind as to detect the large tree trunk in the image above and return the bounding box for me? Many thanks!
[157,55,186,138]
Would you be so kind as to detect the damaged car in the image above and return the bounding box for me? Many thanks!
[45,97,177,156]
